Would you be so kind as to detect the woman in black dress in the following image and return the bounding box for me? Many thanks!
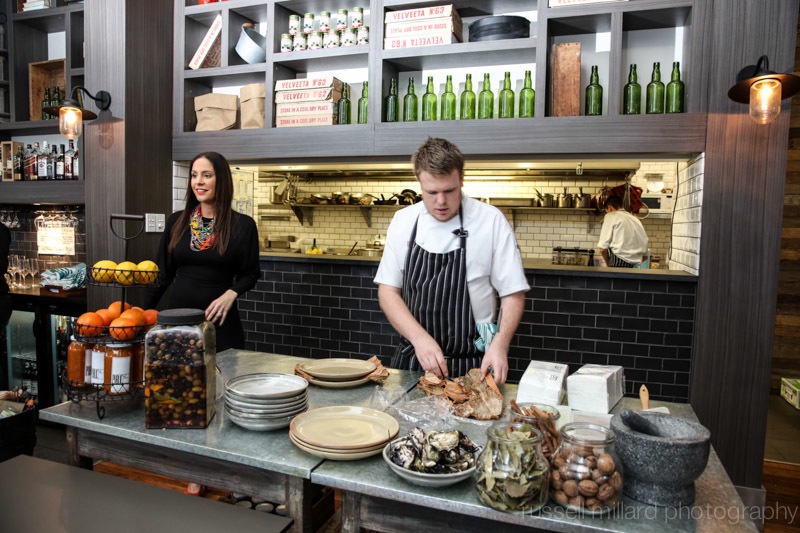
[148,152,260,353]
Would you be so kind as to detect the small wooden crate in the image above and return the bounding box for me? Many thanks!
[551,42,581,117]
[28,59,65,121]
[1,141,23,181]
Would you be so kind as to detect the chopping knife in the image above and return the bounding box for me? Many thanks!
[639,384,670,413]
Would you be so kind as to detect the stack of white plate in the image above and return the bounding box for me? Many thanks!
[225,373,309,431]
[297,358,377,388]
[289,405,400,460]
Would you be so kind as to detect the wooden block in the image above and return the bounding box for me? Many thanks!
[28,59,65,121]
[552,42,581,117]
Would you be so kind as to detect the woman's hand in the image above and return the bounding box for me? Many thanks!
[205,289,238,325]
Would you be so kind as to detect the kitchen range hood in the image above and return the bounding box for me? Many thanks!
[242,160,640,181]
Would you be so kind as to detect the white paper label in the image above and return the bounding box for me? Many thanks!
[90,349,105,385]
[84,347,92,382]
[110,355,131,394]
[37,226,76,255]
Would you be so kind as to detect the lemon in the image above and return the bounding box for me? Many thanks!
[92,260,117,283]
[135,260,159,284]
[115,261,138,286]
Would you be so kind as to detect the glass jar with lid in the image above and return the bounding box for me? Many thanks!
[67,336,92,384]
[550,422,622,514]
[104,343,132,395]
[475,421,550,513]
[510,402,561,461]
[144,308,216,429]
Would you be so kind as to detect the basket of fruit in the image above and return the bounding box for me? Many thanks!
[91,259,159,287]
[75,303,159,343]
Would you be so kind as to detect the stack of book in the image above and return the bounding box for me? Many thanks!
[384,4,462,50]
[274,76,343,128]
[21,0,52,11]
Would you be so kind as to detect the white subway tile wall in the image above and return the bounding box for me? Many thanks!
[171,161,678,264]
[669,154,704,275]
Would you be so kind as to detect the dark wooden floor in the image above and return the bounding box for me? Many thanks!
[764,461,800,532]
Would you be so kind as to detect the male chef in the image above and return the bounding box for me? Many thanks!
[374,137,529,385]
[596,194,649,267]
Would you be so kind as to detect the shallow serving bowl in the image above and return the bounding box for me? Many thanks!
[382,438,477,488]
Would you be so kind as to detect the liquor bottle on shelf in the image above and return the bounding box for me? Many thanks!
[56,144,65,180]
[460,73,476,120]
[403,77,418,122]
[519,70,535,118]
[585,65,603,116]
[357,81,368,124]
[422,76,437,121]
[338,83,351,125]
[69,140,79,180]
[441,75,456,121]
[477,73,493,119]
[623,64,641,115]
[646,62,665,114]
[384,78,399,122]
[42,87,51,120]
[23,144,35,181]
[13,146,23,181]
[47,145,56,180]
[4,151,11,181]
[52,85,61,111]
[37,142,48,180]
[666,61,685,113]
[498,72,515,119]
[65,141,74,180]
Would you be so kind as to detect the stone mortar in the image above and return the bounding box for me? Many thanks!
[610,411,711,507]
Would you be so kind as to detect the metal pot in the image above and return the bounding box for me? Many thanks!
[556,188,573,208]
[332,192,350,204]
[269,185,288,204]
[574,187,592,208]
[535,189,554,207]
[356,248,383,257]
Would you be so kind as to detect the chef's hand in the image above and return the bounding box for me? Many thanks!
[206,289,238,325]
[412,335,449,380]
[481,345,508,385]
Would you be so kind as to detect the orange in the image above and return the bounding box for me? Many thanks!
[76,312,104,337]
[95,308,113,327]
[107,301,132,320]
[142,309,158,326]
[120,308,146,327]
[131,306,144,313]
[109,317,138,341]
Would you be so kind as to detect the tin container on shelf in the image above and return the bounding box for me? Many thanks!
[318,11,331,32]
[292,33,307,52]
[351,6,363,28]
[336,9,348,31]
[357,25,369,45]
[280,33,293,53]
[308,31,323,50]
[288,14,301,35]
[144,308,216,429]
[303,13,315,34]
[324,31,340,48]
[341,27,356,46]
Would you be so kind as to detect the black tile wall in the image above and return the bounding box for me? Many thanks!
[5,208,87,269]
[241,259,697,403]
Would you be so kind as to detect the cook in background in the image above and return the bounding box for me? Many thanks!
[374,137,529,385]
[596,194,649,268]
[0,221,10,387]
[147,151,260,353]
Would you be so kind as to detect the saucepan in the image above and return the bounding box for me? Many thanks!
[573,187,592,208]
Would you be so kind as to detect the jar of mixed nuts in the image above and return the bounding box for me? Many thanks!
[144,308,216,429]
[550,423,623,515]
[475,421,550,513]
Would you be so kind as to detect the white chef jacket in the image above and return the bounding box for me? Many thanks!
[374,195,529,324]
[596,209,649,265]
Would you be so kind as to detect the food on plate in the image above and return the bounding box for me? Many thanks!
[387,427,479,474]
[417,368,503,420]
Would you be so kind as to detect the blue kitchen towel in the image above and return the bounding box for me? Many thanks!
[40,263,87,289]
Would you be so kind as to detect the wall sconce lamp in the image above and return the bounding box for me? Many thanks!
[728,55,800,124]
[43,86,112,140]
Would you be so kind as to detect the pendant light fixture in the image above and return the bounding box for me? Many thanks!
[727,55,800,124]
[44,86,112,140]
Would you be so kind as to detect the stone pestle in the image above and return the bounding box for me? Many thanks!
[619,408,665,437]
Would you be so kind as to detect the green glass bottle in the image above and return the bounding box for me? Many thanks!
[422,76,437,121]
[52,86,62,111]
[357,81,368,124]
[666,61,685,113]
[403,77,418,122]
[519,70,535,118]
[646,62,665,114]
[498,71,515,119]
[42,87,51,120]
[459,74,476,120]
[477,73,493,119]
[441,75,456,121]
[384,78,399,122]
[623,64,641,115]
[338,83,351,124]
[585,65,603,116]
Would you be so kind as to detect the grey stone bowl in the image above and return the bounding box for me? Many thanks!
[610,410,711,507]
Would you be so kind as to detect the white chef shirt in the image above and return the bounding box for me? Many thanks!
[596,209,649,265]
[374,195,529,323]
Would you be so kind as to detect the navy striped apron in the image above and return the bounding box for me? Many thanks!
[391,209,481,377]
[607,249,636,268]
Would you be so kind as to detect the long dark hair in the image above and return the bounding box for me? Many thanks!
[168,151,235,255]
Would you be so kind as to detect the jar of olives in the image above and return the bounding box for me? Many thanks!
[550,423,622,515]
[144,308,216,429]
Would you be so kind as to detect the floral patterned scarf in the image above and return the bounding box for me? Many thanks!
[189,205,216,251]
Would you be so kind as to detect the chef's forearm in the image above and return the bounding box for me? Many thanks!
[492,291,526,350]
[377,284,433,345]
[599,248,610,265]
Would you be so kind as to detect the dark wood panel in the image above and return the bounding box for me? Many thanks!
[0,181,84,204]
[763,461,800,532]
[691,0,799,489]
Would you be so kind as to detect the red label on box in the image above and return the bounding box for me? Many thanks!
[384,31,458,49]
[384,4,456,23]
[274,76,344,91]
[276,114,337,127]
[274,88,342,103]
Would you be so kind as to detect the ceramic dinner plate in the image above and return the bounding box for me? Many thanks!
[224,391,307,410]
[290,431,388,454]
[225,400,308,418]
[298,359,376,381]
[306,375,371,389]
[225,373,308,400]
[289,433,384,461]
[289,406,399,450]
[227,412,297,431]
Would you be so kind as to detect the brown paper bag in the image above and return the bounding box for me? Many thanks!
[194,93,239,131]
[240,83,266,129]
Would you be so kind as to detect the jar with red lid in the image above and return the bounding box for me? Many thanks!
[104,343,132,395]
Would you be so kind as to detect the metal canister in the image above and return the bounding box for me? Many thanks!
[318,11,331,33]
[336,9,348,31]
[308,31,323,50]
[341,27,356,46]
[280,33,293,53]
[303,13,315,34]
[288,14,300,35]
[351,6,363,28]
[323,30,340,48]
[357,25,369,45]
[292,32,307,52]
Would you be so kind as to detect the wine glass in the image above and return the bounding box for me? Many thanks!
[19,258,31,289]
[28,258,39,288]
[7,255,20,289]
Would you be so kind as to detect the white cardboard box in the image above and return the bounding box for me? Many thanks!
[516,360,569,406]
[567,364,624,414]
